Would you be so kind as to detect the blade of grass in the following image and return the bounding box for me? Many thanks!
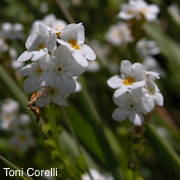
[0,64,35,121]
[146,124,180,173]
[0,155,34,180]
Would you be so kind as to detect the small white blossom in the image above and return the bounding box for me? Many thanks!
[0,38,9,53]
[17,22,56,62]
[1,99,19,114]
[1,22,24,40]
[9,129,35,152]
[0,112,16,130]
[36,85,67,107]
[57,23,96,67]
[105,22,132,46]
[112,91,146,126]
[81,169,114,180]
[38,14,67,36]
[107,60,146,97]
[143,56,165,77]
[136,38,161,58]
[118,0,159,21]
[19,58,49,93]
[141,80,164,113]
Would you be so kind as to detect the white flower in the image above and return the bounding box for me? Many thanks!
[57,23,96,67]
[81,169,114,180]
[1,99,19,114]
[1,22,24,40]
[42,45,85,94]
[105,21,132,46]
[19,58,50,93]
[136,38,161,58]
[118,0,159,21]
[9,129,35,152]
[38,14,67,37]
[17,22,56,62]
[112,91,145,126]
[36,85,67,107]
[143,56,165,77]
[107,60,146,97]
[0,112,16,130]
[0,38,9,53]
[141,80,164,113]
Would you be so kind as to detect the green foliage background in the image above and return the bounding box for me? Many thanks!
[0,0,180,180]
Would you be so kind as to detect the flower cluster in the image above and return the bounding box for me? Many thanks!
[0,99,35,151]
[118,0,160,21]
[107,60,164,126]
[17,20,96,107]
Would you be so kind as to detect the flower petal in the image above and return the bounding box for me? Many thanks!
[81,44,96,60]
[107,75,122,89]
[17,51,33,62]
[112,107,128,122]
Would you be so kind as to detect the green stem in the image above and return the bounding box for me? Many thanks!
[48,104,65,159]
[79,77,124,180]
[60,106,82,154]
[0,64,35,121]
[60,106,94,180]
[146,124,180,172]
[0,155,34,180]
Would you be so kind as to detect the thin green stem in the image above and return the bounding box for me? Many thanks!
[0,64,35,121]
[54,0,75,23]
[79,77,124,180]
[48,104,65,159]
[60,106,94,180]
[60,106,82,154]
[0,155,34,180]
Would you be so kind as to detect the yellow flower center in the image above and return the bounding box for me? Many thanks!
[35,67,43,75]
[68,39,80,49]
[55,29,61,38]
[128,10,134,15]
[123,77,135,85]
[19,135,26,142]
[140,8,148,15]
[37,43,46,50]
[148,87,155,95]
[4,114,11,121]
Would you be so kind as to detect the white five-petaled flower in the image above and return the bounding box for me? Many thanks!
[105,21,133,46]
[42,45,85,94]
[36,85,68,107]
[17,22,56,62]
[112,91,146,126]
[9,129,35,152]
[136,38,161,58]
[141,79,164,113]
[118,0,160,21]
[57,23,96,67]
[107,60,146,97]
